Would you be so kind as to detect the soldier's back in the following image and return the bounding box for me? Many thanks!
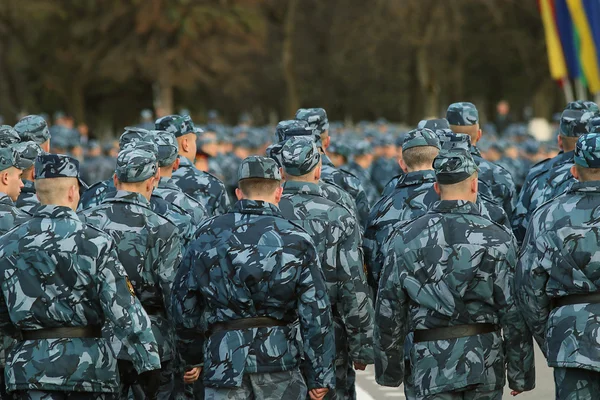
[15,181,39,214]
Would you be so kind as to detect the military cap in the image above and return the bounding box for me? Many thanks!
[433,150,479,184]
[0,147,23,172]
[115,148,158,183]
[0,125,21,147]
[417,118,450,131]
[121,139,159,157]
[295,108,329,135]
[238,156,282,182]
[587,115,600,133]
[351,140,373,156]
[14,115,51,144]
[566,100,599,114]
[446,102,479,126]
[275,120,314,143]
[574,133,600,168]
[328,142,352,159]
[437,130,472,152]
[559,109,592,137]
[155,114,195,138]
[35,154,87,189]
[119,127,153,149]
[281,137,321,176]
[53,111,66,121]
[11,141,44,170]
[402,128,441,152]
[523,140,540,155]
[265,143,284,168]
[152,130,178,167]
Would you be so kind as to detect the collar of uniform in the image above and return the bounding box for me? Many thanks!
[283,180,321,196]
[569,181,600,194]
[33,204,80,220]
[178,156,195,169]
[158,177,180,191]
[430,199,480,215]
[396,170,436,188]
[320,153,335,168]
[470,145,482,158]
[232,199,282,217]
[103,190,150,206]
[21,180,36,193]
[0,192,14,207]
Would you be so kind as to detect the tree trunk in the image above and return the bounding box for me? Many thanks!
[153,71,174,117]
[282,0,299,118]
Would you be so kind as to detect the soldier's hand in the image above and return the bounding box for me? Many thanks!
[184,367,202,383]
[353,362,367,371]
[309,388,329,400]
[138,369,161,399]
[511,391,522,396]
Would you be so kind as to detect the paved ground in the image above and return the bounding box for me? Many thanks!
[356,344,553,399]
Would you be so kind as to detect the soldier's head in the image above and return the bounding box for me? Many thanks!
[351,140,374,169]
[236,156,283,204]
[276,120,313,143]
[0,147,24,201]
[558,109,593,152]
[572,133,600,182]
[153,130,179,177]
[0,125,21,148]
[114,147,159,201]
[566,100,599,114]
[417,118,450,131]
[34,154,86,209]
[155,115,197,163]
[400,128,440,173]
[12,141,44,182]
[433,150,479,203]
[446,102,481,146]
[295,108,329,150]
[118,127,152,150]
[282,137,322,183]
[327,142,351,168]
[14,115,51,153]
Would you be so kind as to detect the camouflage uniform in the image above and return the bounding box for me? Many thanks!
[171,156,334,400]
[516,133,600,400]
[511,109,593,243]
[79,148,182,400]
[447,103,517,220]
[342,141,379,206]
[0,146,31,234]
[156,115,230,216]
[375,150,535,399]
[278,138,374,400]
[0,154,161,399]
[11,141,45,215]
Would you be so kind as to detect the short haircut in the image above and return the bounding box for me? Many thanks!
[575,165,600,182]
[35,177,77,204]
[238,178,281,198]
[559,135,579,152]
[450,124,479,143]
[437,172,478,195]
[402,146,439,169]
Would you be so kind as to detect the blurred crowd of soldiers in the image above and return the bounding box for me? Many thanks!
[0,98,598,400]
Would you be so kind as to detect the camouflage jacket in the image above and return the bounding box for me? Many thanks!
[15,180,39,214]
[0,205,160,393]
[171,157,230,216]
[171,200,335,389]
[381,174,403,198]
[320,154,370,227]
[279,181,374,365]
[342,162,380,206]
[0,193,31,235]
[79,191,182,362]
[319,180,359,222]
[371,157,401,194]
[374,200,535,396]
[516,181,600,372]
[80,156,115,186]
[78,179,113,211]
[471,146,517,220]
[512,151,573,243]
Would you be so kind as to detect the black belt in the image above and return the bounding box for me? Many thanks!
[21,326,102,340]
[210,317,288,335]
[413,323,498,343]
[553,292,600,308]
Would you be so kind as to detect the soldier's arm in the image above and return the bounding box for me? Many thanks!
[216,180,231,215]
[338,217,375,365]
[155,227,183,318]
[374,251,408,387]
[297,241,335,390]
[97,242,161,373]
[171,245,205,366]
[495,239,535,392]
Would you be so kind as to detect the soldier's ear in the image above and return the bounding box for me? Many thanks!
[433,182,441,196]
[314,165,322,181]
[274,186,283,203]
[399,158,408,173]
[0,171,8,185]
[570,165,580,181]
[471,176,478,194]
[235,188,244,201]
[173,157,181,171]
[557,135,564,150]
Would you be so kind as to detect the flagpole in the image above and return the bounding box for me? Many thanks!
[563,78,575,103]
[575,78,588,100]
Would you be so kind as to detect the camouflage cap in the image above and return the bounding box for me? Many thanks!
[155,114,195,138]
[275,120,314,143]
[265,143,284,168]
[121,139,159,156]
[115,148,158,183]
[281,137,321,176]
[11,141,44,170]
[417,118,450,130]
[119,127,153,149]
[566,100,599,114]
[328,142,352,159]
[437,130,472,152]
[351,140,373,156]
[238,156,282,182]
[35,154,87,189]
[574,133,600,168]
[446,102,479,126]
[402,128,441,152]
[559,109,593,137]
[0,125,21,147]
[295,108,329,135]
[153,130,178,167]
[0,147,23,172]
[14,115,51,144]
[587,115,600,133]
[433,149,479,184]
